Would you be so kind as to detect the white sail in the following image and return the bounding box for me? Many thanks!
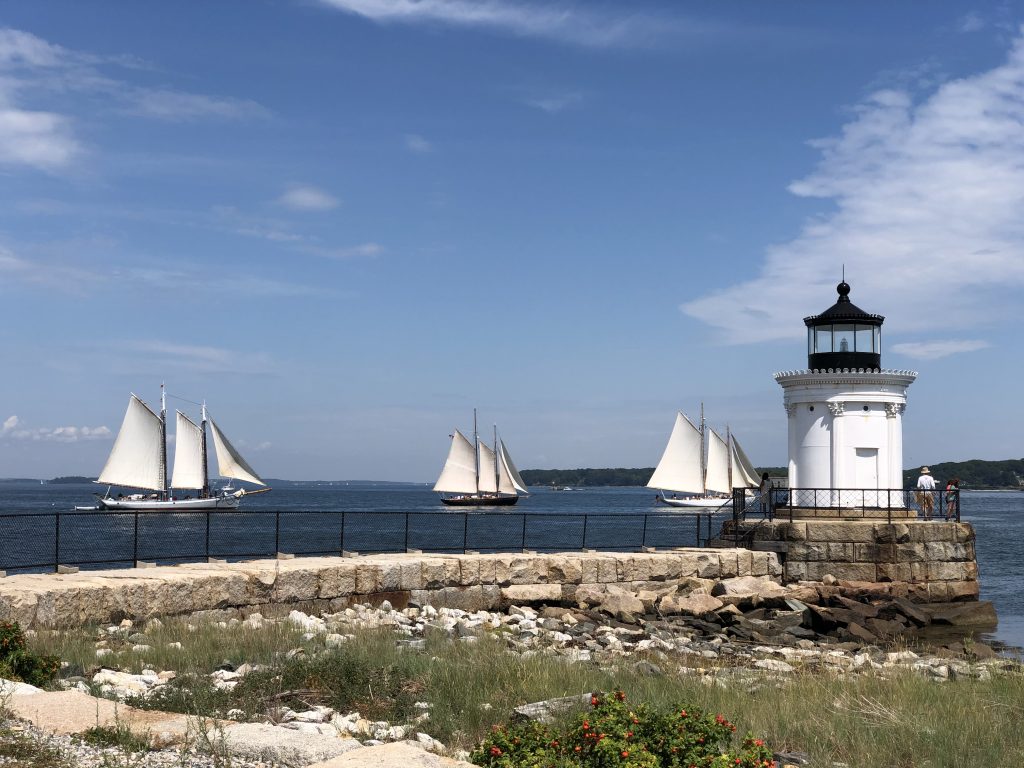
[208,418,266,486]
[477,441,498,493]
[97,395,164,491]
[704,429,731,495]
[498,439,529,495]
[730,436,761,488]
[433,429,479,494]
[171,411,206,490]
[647,412,705,494]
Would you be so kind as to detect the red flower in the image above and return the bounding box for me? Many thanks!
[621,751,630,758]
[489,746,502,756]
[591,696,600,706]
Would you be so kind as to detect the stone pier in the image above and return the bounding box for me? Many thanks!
[726,518,979,602]
[0,548,781,630]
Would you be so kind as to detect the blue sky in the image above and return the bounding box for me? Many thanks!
[0,1,1022,481]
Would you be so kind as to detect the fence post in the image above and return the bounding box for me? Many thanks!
[205,512,211,560]
[132,512,139,566]
[340,512,345,555]
[53,512,60,573]
[275,512,280,555]
[695,514,701,548]
[956,490,961,522]
[405,512,410,551]
[640,514,649,549]
[521,514,527,551]
[581,515,588,550]
[462,513,469,553]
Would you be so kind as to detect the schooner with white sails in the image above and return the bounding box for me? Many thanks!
[433,410,529,506]
[86,386,269,510]
[647,406,760,510]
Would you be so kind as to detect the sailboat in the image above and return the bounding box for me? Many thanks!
[433,411,529,506]
[84,386,270,510]
[647,406,760,510]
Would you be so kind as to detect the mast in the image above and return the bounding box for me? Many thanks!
[160,383,168,499]
[473,408,480,496]
[200,401,209,498]
[726,425,733,492]
[699,402,706,495]
[493,424,500,495]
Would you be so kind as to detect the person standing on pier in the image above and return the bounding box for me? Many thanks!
[916,466,936,520]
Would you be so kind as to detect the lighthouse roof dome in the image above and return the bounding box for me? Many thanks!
[803,281,884,327]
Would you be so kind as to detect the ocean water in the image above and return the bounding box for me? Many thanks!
[0,482,1020,648]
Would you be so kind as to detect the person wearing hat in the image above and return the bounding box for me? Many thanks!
[916,466,937,520]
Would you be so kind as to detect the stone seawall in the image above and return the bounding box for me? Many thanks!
[733,520,978,602]
[0,549,781,630]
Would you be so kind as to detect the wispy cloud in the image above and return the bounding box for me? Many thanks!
[303,242,384,259]
[0,27,268,171]
[112,340,275,375]
[316,0,674,48]
[522,90,585,114]
[958,12,986,34]
[277,183,341,211]
[890,339,990,360]
[127,89,267,122]
[404,133,433,154]
[2,415,17,433]
[682,30,1024,347]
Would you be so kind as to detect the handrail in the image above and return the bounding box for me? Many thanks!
[0,509,734,574]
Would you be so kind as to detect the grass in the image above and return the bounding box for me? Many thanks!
[26,616,1024,766]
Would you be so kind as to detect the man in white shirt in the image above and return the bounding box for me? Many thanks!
[916,466,936,519]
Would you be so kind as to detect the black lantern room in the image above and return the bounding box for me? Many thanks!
[804,282,883,370]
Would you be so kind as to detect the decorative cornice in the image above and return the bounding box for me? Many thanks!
[774,368,918,387]
[783,403,797,417]
[827,402,845,416]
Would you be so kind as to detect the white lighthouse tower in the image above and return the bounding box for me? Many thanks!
[775,282,917,495]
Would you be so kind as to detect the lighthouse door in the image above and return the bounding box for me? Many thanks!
[855,448,879,506]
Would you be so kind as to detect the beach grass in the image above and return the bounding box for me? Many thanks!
[26,617,1024,766]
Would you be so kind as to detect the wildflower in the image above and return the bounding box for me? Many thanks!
[489,746,502,756]
[621,751,630,758]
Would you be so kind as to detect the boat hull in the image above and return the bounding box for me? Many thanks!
[657,494,732,510]
[94,494,241,511]
[440,494,519,507]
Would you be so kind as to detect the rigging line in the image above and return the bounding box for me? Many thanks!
[165,393,204,408]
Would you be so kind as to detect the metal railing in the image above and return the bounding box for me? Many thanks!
[761,487,960,524]
[0,509,726,574]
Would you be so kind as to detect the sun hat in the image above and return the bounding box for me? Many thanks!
[920,466,931,474]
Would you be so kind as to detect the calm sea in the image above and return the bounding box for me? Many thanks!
[0,482,1021,648]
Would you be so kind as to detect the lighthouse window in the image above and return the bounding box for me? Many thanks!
[855,325,874,352]
[833,324,855,354]
[863,405,869,411]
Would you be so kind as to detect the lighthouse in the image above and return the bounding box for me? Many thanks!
[774,282,917,496]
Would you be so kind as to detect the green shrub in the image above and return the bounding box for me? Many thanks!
[471,691,774,768]
[0,621,59,687]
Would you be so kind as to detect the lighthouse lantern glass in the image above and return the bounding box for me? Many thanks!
[855,325,874,353]
[833,324,855,354]
[814,326,832,353]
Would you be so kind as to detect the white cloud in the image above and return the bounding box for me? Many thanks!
[2,415,17,433]
[0,107,78,170]
[682,31,1024,346]
[317,0,670,48]
[890,339,990,360]
[5,422,111,442]
[404,133,433,154]
[277,184,341,211]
